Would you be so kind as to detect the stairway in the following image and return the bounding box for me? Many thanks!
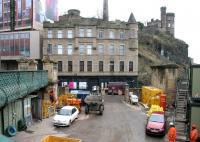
[175,79,189,141]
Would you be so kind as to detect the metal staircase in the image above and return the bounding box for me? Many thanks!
[175,79,189,141]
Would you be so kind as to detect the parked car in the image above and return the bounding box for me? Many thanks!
[129,94,138,104]
[145,112,166,136]
[53,106,79,126]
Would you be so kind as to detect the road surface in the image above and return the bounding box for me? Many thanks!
[12,95,166,142]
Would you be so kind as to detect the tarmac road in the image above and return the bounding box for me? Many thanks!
[12,95,166,142]
[55,95,166,142]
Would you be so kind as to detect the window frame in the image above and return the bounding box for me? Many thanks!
[109,31,114,39]
[99,30,103,39]
[86,28,92,37]
[87,45,92,55]
[47,30,53,38]
[80,61,84,72]
[119,61,124,72]
[98,44,104,55]
[67,29,73,38]
[67,44,73,55]
[110,61,114,72]
[119,44,125,55]
[68,61,73,72]
[79,44,85,55]
[79,28,84,37]
[57,44,63,54]
[47,43,52,54]
[109,44,114,55]
[58,61,63,72]
[57,30,63,38]
[129,61,133,72]
[87,61,92,72]
[99,61,103,72]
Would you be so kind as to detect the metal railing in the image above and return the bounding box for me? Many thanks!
[0,70,48,108]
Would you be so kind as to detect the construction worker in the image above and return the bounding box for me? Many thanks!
[168,122,177,142]
[190,124,199,142]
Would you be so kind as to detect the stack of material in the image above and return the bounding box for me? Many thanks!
[42,100,56,119]
[141,86,164,107]
[58,93,81,112]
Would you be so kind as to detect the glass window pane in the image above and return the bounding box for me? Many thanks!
[57,44,63,54]
[68,44,73,55]
[98,44,104,54]
[87,45,92,55]
[79,44,84,55]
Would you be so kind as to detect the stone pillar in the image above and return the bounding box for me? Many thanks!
[124,83,129,102]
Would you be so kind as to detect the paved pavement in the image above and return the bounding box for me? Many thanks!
[12,95,167,142]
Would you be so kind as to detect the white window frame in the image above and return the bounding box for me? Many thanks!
[57,30,63,38]
[87,45,92,55]
[119,44,125,55]
[99,30,103,39]
[87,28,92,37]
[67,29,73,38]
[109,31,114,39]
[98,44,104,54]
[79,28,84,37]
[57,44,63,54]
[67,44,73,55]
[120,31,125,39]
[109,44,114,55]
[47,30,52,38]
[79,44,85,55]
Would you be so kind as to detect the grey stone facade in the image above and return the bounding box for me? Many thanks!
[43,9,138,89]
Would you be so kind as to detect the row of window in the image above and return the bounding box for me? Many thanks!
[47,29,126,39]
[47,44,125,55]
[57,61,134,72]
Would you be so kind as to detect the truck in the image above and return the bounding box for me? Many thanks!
[84,86,104,115]
[107,82,126,95]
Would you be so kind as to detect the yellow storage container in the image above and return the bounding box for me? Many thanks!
[41,135,81,142]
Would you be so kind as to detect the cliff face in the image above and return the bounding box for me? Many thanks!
[138,31,190,86]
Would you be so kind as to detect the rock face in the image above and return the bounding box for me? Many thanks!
[138,31,190,86]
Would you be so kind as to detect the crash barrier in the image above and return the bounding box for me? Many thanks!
[0,71,48,108]
[147,105,164,117]
[41,135,82,142]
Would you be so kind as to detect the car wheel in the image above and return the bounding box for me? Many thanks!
[85,105,89,114]
[68,120,71,126]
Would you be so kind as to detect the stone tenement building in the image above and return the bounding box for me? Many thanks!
[43,9,138,90]
[145,7,175,36]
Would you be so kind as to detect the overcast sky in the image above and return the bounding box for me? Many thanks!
[58,0,200,63]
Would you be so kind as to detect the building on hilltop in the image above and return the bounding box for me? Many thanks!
[145,7,175,37]
[0,0,58,70]
[43,8,138,90]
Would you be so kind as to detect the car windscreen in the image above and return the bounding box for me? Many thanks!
[149,114,164,123]
[58,109,71,116]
